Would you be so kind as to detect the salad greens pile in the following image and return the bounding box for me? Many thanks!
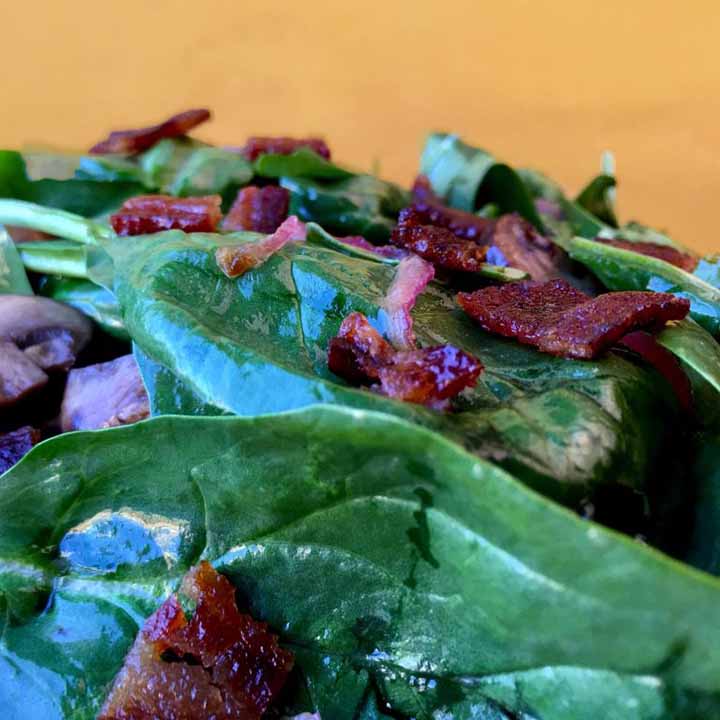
[1,125,720,719]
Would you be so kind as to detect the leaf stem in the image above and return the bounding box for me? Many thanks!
[0,199,113,245]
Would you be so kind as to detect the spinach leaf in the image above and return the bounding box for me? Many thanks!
[420,133,544,230]
[695,254,720,289]
[575,173,618,227]
[281,175,409,242]
[254,148,354,180]
[566,236,720,336]
[657,320,720,396]
[0,226,32,295]
[1,410,720,719]
[0,150,141,217]
[108,227,676,502]
[37,275,128,340]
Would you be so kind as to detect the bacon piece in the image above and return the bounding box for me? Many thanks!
[618,331,693,412]
[391,209,488,273]
[0,426,41,475]
[89,108,211,154]
[335,234,409,260]
[222,186,290,233]
[457,279,690,359]
[411,176,496,242]
[216,215,307,277]
[596,237,698,272]
[99,562,294,720]
[241,137,331,162]
[111,194,222,235]
[328,312,482,408]
[383,255,435,349]
[489,214,559,282]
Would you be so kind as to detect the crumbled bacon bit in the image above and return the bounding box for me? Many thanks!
[489,214,559,282]
[241,137,331,162]
[0,426,41,475]
[410,176,496,242]
[110,194,222,236]
[618,331,693,412]
[383,255,435,349]
[216,215,307,277]
[390,209,488,273]
[335,234,408,260]
[328,312,482,408]
[89,108,211,154]
[222,186,290,233]
[457,279,690,359]
[99,562,293,720]
[596,237,698,272]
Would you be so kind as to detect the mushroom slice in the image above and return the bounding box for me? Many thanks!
[24,335,77,373]
[60,354,150,432]
[0,426,41,474]
[0,342,48,407]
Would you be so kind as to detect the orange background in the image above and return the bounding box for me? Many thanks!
[2,1,719,252]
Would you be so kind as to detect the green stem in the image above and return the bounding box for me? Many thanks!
[17,240,89,279]
[0,199,113,245]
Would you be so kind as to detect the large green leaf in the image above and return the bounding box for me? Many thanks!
[575,173,618,227]
[420,134,544,230]
[254,148,354,180]
[1,410,719,719]
[0,226,32,294]
[566,236,720,336]
[109,228,677,504]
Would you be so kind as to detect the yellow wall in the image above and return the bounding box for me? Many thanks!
[2,1,719,252]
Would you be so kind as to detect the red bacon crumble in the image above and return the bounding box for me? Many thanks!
[390,208,489,273]
[216,215,307,277]
[411,176,496,242]
[241,136,331,162]
[110,194,222,236]
[0,426,41,475]
[457,279,690,359]
[89,108,211,154]
[489,214,558,282]
[596,237,698,272]
[222,186,290,233]
[99,562,294,720]
[328,312,482,408]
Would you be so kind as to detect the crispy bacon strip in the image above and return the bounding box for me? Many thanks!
[391,208,488,272]
[222,186,290,233]
[489,214,558,282]
[241,136,331,162]
[216,215,307,278]
[457,279,690,359]
[411,176,496,242]
[111,194,222,235]
[100,562,293,720]
[0,426,41,475]
[383,255,435,349]
[596,237,698,272]
[89,108,211,154]
[335,234,409,260]
[328,312,482,408]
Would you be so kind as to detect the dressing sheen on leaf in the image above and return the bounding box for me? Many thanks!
[1,409,720,719]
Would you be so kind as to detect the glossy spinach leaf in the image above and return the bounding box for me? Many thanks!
[695,254,720,289]
[420,133,544,230]
[109,227,676,502]
[566,236,720,336]
[254,148,354,180]
[281,174,409,242]
[1,410,720,719]
[657,319,720,396]
[0,226,32,294]
[575,173,618,227]
[37,275,128,340]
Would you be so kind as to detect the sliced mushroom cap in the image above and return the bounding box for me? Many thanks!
[61,354,150,432]
[0,294,93,406]
[0,426,41,475]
